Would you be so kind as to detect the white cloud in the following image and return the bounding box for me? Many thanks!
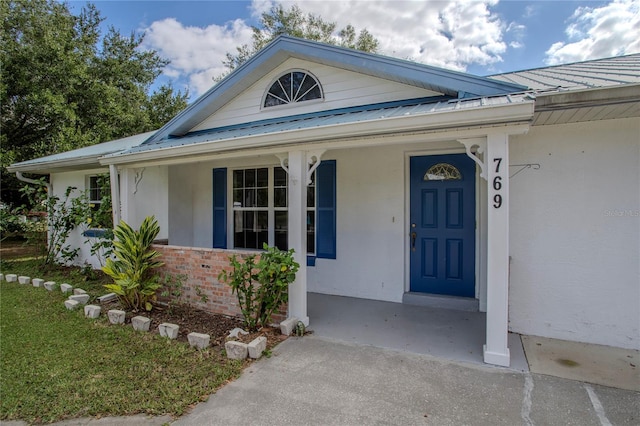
[141,17,254,96]
[141,0,513,97]
[545,0,640,65]
[506,22,526,49]
[259,0,508,71]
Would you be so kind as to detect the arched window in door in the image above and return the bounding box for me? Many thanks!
[424,163,462,181]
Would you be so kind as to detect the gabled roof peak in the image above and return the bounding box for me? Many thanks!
[145,35,527,144]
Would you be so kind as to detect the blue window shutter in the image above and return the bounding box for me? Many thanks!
[316,160,336,259]
[212,168,227,248]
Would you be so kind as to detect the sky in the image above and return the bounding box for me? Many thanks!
[68,0,640,98]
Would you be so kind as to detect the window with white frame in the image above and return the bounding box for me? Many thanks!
[213,161,335,262]
[232,166,316,254]
[263,70,323,108]
[87,175,108,211]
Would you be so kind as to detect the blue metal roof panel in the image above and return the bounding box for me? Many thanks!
[115,94,531,157]
[8,131,156,172]
[489,54,640,91]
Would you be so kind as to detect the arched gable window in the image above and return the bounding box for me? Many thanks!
[263,70,322,108]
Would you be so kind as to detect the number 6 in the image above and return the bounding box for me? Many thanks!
[493,176,502,190]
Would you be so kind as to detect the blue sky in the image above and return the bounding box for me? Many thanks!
[68,0,640,98]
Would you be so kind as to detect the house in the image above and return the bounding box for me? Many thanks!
[8,36,639,366]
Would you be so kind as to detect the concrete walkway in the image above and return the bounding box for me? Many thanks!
[6,336,637,426]
[173,336,639,425]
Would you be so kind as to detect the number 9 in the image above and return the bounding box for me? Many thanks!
[493,194,502,208]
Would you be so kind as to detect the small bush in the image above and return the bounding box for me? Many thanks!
[218,243,299,330]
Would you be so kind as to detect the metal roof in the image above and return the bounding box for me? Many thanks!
[111,94,534,158]
[7,131,155,173]
[489,54,640,91]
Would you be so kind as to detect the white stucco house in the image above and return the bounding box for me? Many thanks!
[8,36,639,366]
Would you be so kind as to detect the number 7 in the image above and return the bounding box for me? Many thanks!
[493,157,502,173]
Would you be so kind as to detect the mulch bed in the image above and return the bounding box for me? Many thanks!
[100,300,287,351]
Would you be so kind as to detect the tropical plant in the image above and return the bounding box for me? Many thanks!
[102,216,164,311]
[218,243,299,330]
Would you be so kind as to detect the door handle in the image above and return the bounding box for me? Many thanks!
[411,232,417,251]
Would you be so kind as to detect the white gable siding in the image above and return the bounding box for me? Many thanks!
[191,58,442,132]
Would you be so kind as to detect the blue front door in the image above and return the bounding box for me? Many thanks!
[410,154,475,297]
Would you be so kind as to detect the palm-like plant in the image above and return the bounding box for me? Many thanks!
[103,216,164,311]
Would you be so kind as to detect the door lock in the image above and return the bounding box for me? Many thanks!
[411,232,417,252]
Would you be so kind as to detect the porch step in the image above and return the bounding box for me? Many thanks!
[402,292,479,312]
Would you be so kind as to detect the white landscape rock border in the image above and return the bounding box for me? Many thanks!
[107,309,126,324]
[2,270,283,361]
[132,316,151,332]
[159,323,179,339]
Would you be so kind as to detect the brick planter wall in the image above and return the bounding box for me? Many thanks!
[152,245,287,323]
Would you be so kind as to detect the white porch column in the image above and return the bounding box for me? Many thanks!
[109,164,121,226]
[287,150,309,325]
[119,168,134,225]
[483,132,511,367]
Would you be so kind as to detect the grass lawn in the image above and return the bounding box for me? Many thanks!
[0,249,244,424]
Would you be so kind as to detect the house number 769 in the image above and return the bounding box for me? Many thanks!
[493,158,503,209]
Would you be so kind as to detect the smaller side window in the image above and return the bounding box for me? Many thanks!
[85,175,112,229]
[88,175,105,209]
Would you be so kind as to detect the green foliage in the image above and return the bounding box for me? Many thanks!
[195,285,209,304]
[219,4,379,79]
[0,277,242,424]
[0,0,188,206]
[218,243,299,330]
[102,216,164,312]
[16,182,89,267]
[160,273,187,314]
[0,203,28,240]
[79,174,114,267]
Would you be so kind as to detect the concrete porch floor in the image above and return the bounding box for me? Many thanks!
[307,292,529,371]
[307,293,639,391]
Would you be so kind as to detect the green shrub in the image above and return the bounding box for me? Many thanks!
[218,243,299,330]
[102,216,164,312]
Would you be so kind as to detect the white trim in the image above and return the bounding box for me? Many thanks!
[260,68,324,111]
[483,345,511,367]
[100,103,533,167]
[102,124,530,170]
[483,131,511,367]
[287,150,309,325]
[109,165,121,226]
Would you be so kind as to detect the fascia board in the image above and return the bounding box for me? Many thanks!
[100,101,533,167]
[534,83,640,111]
[281,37,528,96]
[7,156,105,174]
